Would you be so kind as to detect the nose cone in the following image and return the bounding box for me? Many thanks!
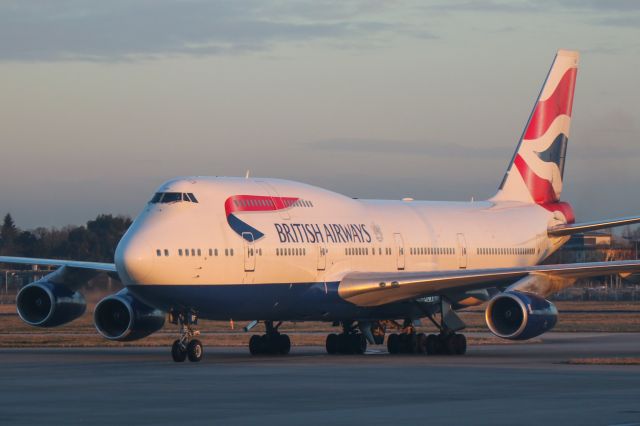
[115,233,155,285]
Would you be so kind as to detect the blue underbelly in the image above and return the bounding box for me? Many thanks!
[126,282,417,321]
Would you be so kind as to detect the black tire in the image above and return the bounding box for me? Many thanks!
[326,333,339,354]
[444,335,456,355]
[416,333,428,354]
[187,339,204,362]
[249,335,262,355]
[171,339,187,362]
[372,322,385,345]
[426,334,438,355]
[278,334,291,355]
[397,333,407,353]
[454,334,467,355]
[260,335,274,354]
[405,333,418,354]
[352,334,367,354]
[387,333,400,354]
[337,333,351,354]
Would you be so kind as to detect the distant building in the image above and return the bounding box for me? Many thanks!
[565,231,612,249]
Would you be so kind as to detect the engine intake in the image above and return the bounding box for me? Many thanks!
[94,289,165,341]
[485,291,558,340]
[16,281,86,327]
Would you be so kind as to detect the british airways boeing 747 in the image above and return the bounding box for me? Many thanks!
[3,50,640,362]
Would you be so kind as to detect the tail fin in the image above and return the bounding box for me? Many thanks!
[493,49,579,205]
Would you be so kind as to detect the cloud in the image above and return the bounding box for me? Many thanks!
[0,0,433,62]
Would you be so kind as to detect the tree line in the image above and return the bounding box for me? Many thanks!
[0,213,132,263]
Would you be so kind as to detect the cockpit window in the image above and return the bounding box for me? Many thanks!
[149,192,199,204]
[160,192,182,203]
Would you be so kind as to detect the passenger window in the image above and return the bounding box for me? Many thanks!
[179,249,183,256]
[185,249,190,257]
[230,248,234,256]
[209,249,212,256]
[215,248,218,256]
[197,249,201,256]
[164,249,169,256]
[156,249,161,256]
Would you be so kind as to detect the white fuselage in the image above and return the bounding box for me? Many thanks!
[114,177,568,320]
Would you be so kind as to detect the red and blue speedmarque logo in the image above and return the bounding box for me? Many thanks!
[225,195,299,241]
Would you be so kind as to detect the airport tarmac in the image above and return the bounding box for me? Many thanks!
[0,332,639,426]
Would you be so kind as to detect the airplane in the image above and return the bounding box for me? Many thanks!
[2,49,640,363]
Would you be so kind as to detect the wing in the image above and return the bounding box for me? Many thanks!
[548,215,640,237]
[339,260,640,307]
[0,256,116,272]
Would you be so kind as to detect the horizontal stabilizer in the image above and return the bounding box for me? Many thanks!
[548,215,640,237]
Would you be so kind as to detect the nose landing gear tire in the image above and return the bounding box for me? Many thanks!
[187,339,204,362]
[171,340,187,363]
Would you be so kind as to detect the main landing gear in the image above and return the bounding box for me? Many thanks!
[325,321,367,355]
[388,297,468,356]
[386,328,466,355]
[170,311,203,363]
[248,321,291,355]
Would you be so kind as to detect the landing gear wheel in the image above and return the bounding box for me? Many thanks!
[171,339,187,362]
[387,333,400,354]
[416,333,428,354]
[405,333,418,353]
[249,335,262,355]
[278,334,291,355]
[444,334,457,355]
[453,334,467,355]
[337,333,351,354]
[187,339,204,362]
[426,334,439,355]
[326,333,339,354]
[352,334,367,354]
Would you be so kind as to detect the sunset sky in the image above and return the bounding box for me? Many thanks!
[1,0,639,228]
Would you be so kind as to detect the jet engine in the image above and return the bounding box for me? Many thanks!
[16,281,86,327]
[485,291,558,340]
[94,289,165,341]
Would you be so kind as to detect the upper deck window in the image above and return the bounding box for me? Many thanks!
[149,192,199,204]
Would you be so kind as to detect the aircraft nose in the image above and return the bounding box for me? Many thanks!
[115,234,155,285]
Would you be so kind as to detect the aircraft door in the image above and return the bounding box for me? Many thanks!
[317,244,327,271]
[393,233,405,270]
[456,233,468,269]
[242,232,256,272]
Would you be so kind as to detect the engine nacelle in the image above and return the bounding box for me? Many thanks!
[94,289,165,341]
[16,281,86,327]
[485,291,558,340]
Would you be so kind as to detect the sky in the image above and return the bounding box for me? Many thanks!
[1,0,639,229]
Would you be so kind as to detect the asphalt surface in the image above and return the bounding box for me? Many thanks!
[0,332,639,426]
